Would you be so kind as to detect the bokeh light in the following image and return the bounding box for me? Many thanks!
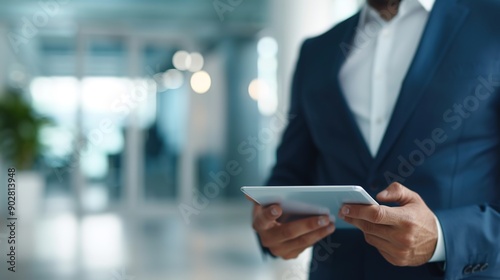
[172,50,192,71]
[190,71,211,94]
[164,69,184,89]
[188,52,204,72]
[248,79,271,101]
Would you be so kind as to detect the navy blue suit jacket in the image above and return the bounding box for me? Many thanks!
[266,0,500,279]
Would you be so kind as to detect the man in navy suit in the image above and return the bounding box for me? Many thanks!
[250,0,500,279]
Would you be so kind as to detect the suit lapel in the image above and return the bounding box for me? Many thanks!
[370,0,470,175]
[329,12,374,169]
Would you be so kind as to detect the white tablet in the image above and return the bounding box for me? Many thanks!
[241,185,378,229]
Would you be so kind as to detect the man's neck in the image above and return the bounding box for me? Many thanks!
[368,0,401,21]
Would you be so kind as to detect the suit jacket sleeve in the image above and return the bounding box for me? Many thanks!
[435,202,500,279]
[267,39,319,187]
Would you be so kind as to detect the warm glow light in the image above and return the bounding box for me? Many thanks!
[248,79,270,101]
[173,50,191,71]
[190,71,211,94]
[163,69,184,89]
[188,52,204,72]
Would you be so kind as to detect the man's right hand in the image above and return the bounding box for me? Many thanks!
[252,203,336,260]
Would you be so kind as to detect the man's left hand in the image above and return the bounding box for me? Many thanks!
[339,182,438,267]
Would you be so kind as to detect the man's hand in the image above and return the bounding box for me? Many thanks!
[251,202,335,260]
[339,182,438,267]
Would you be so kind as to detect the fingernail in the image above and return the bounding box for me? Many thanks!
[379,190,388,197]
[271,207,279,216]
[327,225,335,233]
[342,206,350,215]
[318,217,328,226]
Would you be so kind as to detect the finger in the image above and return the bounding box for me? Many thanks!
[285,222,336,253]
[267,215,332,243]
[245,195,257,203]
[342,218,392,241]
[376,182,420,205]
[251,203,262,219]
[276,222,336,257]
[281,248,305,260]
[252,204,282,231]
[340,204,399,225]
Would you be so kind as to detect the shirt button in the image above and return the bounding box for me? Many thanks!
[463,265,473,275]
[381,29,390,37]
[480,263,489,272]
[472,264,481,273]
[376,117,384,124]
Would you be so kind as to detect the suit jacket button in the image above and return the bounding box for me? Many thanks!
[463,265,473,275]
[472,264,481,273]
[480,263,489,272]
[370,184,378,191]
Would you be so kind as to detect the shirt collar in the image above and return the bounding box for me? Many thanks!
[418,0,436,12]
[359,0,435,27]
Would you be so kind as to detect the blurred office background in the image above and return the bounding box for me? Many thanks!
[0,0,362,279]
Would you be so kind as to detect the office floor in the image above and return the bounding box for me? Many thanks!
[0,197,312,280]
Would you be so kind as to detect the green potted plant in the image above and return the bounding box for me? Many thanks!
[0,88,51,170]
[0,88,51,223]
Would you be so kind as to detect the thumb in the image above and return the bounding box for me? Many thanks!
[376,182,419,205]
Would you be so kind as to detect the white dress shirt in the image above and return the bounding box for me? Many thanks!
[339,0,445,263]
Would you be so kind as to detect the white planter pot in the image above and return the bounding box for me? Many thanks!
[16,171,44,222]
[10,171,45,262]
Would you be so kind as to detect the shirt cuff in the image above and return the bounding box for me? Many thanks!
[428,214,446,262]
